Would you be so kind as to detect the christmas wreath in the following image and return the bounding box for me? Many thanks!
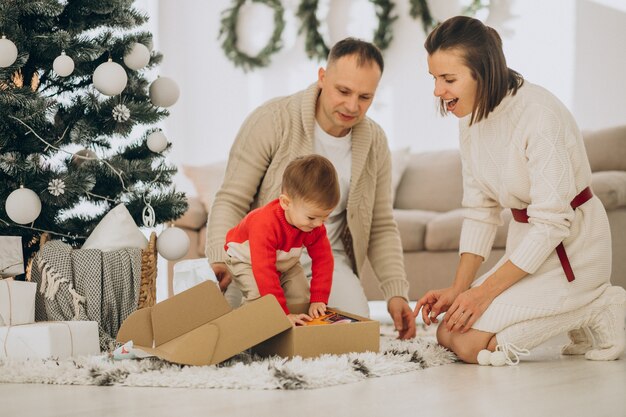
[409,0,489,33]
[297,0,398,62]
[219,0,285,71]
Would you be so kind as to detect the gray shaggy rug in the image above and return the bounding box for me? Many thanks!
[0,326,455,390]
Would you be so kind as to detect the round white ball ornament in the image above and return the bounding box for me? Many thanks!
[149,77,180,107]
[5,186,42,224]
[147,131,168,153]
[53,52,75,77]
[157,227,190,261]
[123,43,150,70]
[0,36,18,67]
[93,59,127,96]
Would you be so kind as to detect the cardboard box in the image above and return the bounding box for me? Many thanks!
[116,280,292,366]
[252,305,380,359]
[0,321,100,360]
[0,279,36,326]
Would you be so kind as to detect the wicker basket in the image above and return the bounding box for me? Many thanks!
[138,232,158,309]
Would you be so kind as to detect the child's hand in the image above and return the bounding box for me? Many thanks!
[287,313,312,327]
[308,302,327,318]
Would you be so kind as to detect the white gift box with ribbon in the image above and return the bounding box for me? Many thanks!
[0,320,100,360]
[0,279,36,326]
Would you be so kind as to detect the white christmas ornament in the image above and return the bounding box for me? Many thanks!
[53,52,74,77]
[157,227,190,261]
[123,43,151,70]
[0,36,18,68]
[112,104,131,122]
[5,186,42,224]
[47,178,66,196]
[93,59,128,96]
[149,77,180,107]
[147,131,168,153]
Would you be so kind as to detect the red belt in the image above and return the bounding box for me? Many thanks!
[511,186,593,282]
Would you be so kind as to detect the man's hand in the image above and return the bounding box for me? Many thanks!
[388,297,416,340]
[211,262,232,292]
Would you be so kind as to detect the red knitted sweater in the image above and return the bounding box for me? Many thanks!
[225,199,333,313]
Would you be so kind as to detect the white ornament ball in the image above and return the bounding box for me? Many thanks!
[53,52,75,77]
[123,43,151,70]
[5,187,42,224]
[490,351,507,366]
[93,59,128,96]
[149,77,180,107]
[477,349,492,366]
[157,227,190,261]
[147,131,168,153]
[0,36,18,68]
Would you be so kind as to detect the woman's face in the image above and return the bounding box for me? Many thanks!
[427,49,477,118]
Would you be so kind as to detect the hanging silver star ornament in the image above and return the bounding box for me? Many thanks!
[47,178,66,196]
[112,104,131,122]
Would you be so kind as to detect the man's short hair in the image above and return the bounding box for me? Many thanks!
[328,37,384,74]
[282,155,340,210]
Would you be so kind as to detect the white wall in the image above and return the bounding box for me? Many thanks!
[152,0,625,169]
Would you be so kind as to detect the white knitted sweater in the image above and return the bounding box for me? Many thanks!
[459,82,611,333]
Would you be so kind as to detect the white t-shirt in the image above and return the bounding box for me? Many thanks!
[313,121,352,250]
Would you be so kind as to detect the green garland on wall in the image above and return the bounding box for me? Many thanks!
[409,0,489,33]
[297,0,398,62]
[219,0,285,72]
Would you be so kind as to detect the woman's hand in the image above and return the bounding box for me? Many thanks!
[443,285,495,333]
[413,287,462,326]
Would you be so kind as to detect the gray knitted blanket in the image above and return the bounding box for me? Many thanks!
[30,240,142,351]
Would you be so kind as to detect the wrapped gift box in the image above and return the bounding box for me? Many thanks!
[0,279,36,326]
[0,321,100,360]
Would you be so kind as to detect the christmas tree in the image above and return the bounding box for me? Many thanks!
[0,0,187,266]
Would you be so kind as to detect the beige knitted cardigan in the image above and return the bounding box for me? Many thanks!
[205,83,409,301]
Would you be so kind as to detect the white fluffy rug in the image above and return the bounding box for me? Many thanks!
[0,326,455,390]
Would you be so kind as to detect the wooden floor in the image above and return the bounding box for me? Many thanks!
[1,331,625,417]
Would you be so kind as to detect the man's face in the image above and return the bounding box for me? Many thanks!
[316,55,382,137]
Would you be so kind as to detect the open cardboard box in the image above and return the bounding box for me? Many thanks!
[252,304,380,359]
[116,280,291,366]
[117,280,380,365]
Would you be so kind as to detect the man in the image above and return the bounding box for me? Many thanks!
[206,38,415,339]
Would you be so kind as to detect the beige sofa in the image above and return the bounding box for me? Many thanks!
[170,126,626,301]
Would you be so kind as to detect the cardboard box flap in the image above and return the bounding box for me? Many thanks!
[142,323,221,366]
[116,306,154,346]
[150,281,231,346]
[209,295,292,364]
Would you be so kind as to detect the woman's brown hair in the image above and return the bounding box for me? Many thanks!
[425,16,524,125]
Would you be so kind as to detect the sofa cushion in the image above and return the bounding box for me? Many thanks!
[394,149,463,212]
[425,208,511,251]
[393,209,437,252]
[591,171,626,210]
[174,197,207,230]
[583,125,626,172]
[182,161,227,214]
[391,147,411,204]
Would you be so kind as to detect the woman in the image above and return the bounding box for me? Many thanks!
[414,16,625,365]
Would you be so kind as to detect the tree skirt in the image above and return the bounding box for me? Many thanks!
[0,326,455,390]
